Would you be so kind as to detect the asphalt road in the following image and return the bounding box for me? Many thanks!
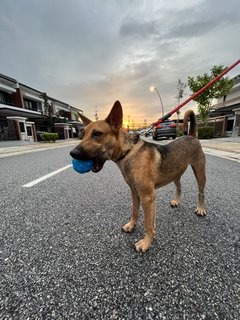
[0,143,239,320]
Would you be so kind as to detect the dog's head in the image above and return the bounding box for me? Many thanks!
[70,101,123,173]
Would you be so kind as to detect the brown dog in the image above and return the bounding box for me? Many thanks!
[70,101,206,252]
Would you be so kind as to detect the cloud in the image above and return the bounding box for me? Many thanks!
[1,0,240,124]
[120,0,240,42]
[120,19,160,39]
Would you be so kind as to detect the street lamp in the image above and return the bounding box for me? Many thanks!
[150,86,164,116]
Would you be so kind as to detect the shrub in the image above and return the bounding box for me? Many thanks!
[43,132,58,142]
[177,128,184,137]
[198,126,214,139]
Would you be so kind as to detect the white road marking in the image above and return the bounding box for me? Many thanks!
[22,164,72,188]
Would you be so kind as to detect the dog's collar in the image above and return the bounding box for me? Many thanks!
[114,133,139,162]
[115,150,130,162]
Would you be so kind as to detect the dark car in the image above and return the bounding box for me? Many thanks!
[152,120,176,140]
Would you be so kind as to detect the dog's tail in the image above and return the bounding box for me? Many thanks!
[183,110,198,137]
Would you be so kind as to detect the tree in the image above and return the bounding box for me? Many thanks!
[42,92,54,125]
[175,79,187,127]
[72,111,80,121]
[188,65,234,126]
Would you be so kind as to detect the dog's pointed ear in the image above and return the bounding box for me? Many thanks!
[78,113,92,126]
[105,100,123,130]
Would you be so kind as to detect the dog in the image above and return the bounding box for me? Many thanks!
[70,101,206,252]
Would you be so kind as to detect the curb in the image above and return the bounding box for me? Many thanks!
[0,140,78,158]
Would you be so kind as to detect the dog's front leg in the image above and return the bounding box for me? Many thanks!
[135,189,156,252]
[122,187,140,233]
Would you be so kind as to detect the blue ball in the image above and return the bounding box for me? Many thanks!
[72,159,93,174]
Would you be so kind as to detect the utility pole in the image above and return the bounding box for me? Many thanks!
[95,106,98,121]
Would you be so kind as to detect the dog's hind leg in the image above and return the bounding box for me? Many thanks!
[170,178,181,208]
[122,187,140,233]
[191,156,206,216]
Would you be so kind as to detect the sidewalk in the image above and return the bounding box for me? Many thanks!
[0,139,79,158]
[199,136,240,153]
[200,136,240,163]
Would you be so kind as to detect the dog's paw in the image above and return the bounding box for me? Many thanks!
[135,237,152,252]
[170,199,179,208]
[195,207,206,216]
[122,221,136,233]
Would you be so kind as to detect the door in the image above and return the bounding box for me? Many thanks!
[26,124,34,142]
[19,121,27,141]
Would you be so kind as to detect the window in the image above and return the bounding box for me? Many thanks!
[24,98,38,111]
[0,90,13,105]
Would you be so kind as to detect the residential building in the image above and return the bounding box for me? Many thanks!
[209,74,240,136]
[0,73,83,141]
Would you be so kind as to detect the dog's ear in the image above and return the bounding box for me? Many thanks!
[79,113,92,126]
[105,100,123,130]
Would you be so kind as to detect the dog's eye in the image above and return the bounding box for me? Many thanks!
[92,131,103,138]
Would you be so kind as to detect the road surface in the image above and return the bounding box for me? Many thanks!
[0,144,239,319]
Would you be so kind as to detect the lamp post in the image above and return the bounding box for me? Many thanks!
[150,86,164,116]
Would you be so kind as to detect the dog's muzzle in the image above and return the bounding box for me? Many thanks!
[70,147,106,173]
[70,147,81,160]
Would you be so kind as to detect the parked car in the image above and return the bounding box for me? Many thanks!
[144,128,153,137]
[152,120,176,140]
[139,129,144,135]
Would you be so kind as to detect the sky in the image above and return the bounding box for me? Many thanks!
[1,0,240,126]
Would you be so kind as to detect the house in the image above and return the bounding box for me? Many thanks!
[47,96,72,139]
[0,74,44,141]
[0,73,83,141]
[68,105,85,138]
[209,75,240,136]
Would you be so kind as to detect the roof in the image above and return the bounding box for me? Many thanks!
[209,103,240,117]
[0,73,17,83]
[19,82,43,94]
[1,73,82,112]
[70,106,83,113]
[48,96,69,106]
